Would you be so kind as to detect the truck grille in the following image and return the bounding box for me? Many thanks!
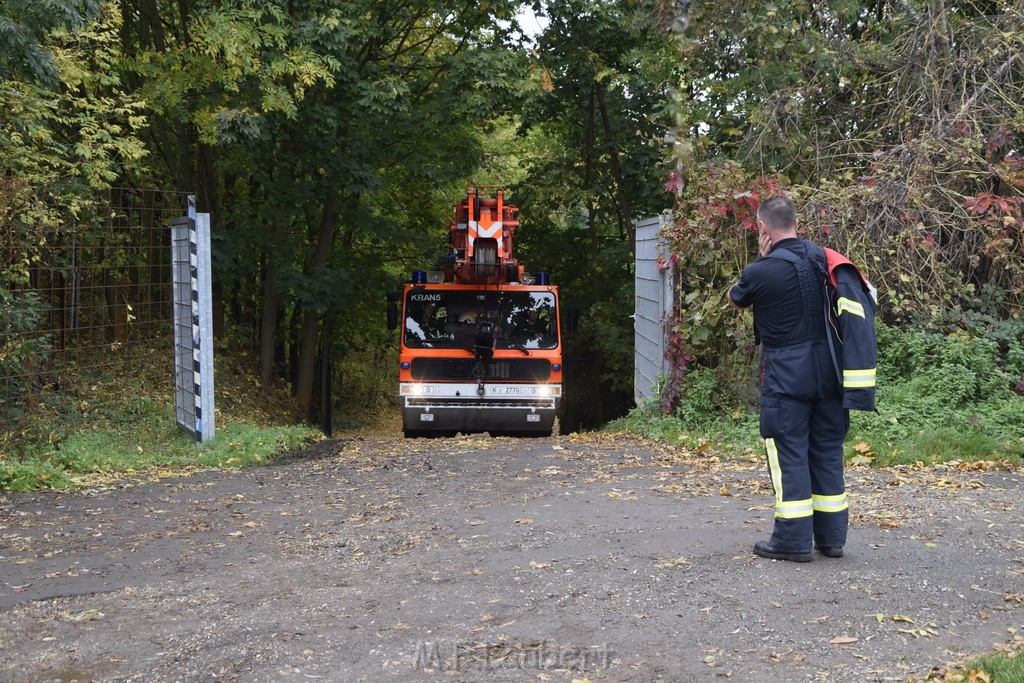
[411,358,552,382]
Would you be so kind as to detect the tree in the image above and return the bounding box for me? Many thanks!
[663,0,1024,410]
[2,3,149,287]
[118,0,533,418]
[512,0,675,428]
[0,0,99,84]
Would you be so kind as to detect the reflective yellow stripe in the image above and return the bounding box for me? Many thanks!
[812,492,848,512]
[775,498,813,519]
[843,367,876,388]
[765,438,783,504]
[766,439,813,518]
[836,297,865,318]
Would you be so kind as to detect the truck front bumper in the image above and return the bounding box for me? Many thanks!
[400,382,560,434]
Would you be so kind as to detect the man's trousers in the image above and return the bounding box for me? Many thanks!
[759,360,850,552]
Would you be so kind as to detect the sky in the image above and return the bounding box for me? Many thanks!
[516,5,549,40]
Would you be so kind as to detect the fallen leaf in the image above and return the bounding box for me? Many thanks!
[659,557,692,568]
[829,636,858,645]
[514,518,534,525]
[63,609,104,622]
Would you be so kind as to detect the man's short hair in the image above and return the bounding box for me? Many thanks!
[757,196,797,232]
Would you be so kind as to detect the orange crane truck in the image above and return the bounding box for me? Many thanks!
[389,187,563,437]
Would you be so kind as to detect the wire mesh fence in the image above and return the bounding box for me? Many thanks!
[1,181,192,450]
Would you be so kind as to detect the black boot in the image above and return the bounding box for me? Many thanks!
[753,540,813,562]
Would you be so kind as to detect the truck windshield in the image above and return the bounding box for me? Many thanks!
[404,290,558,351]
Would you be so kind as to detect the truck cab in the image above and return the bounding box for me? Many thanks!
[394,188,563,437]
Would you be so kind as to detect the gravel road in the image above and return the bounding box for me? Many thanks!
[1,433,1022,682]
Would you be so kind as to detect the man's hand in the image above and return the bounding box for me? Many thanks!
[758,231,773,257]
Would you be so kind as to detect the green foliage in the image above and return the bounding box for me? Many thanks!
[853,321,1024,466]
[0,290,51,422]
[141,0,537,415]
[610,320,1024,467]
[0,0,98,84]
[932,644,1024,683]
[0,5,148,187]
[956,651,1024,683]
[664,1,1024,401]
[608,367,761,453]
[510,0,676,426]
[659,161,781,409]
[127,1,338,145]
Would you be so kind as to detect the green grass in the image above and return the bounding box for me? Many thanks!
[608,403,1023,468]
[1,417,319,492]
[966,652,1024,683]
[929,647,1024,683]
[606,403,762,455]
[610,321,1024,468]
[962,650,1024,683]
[1,348,322,491]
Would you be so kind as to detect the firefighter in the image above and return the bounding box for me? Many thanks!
[727,196,863,562]
[513,305,550,342]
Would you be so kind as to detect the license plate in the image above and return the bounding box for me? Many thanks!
[491,386,529,395]
[420,413,434,422]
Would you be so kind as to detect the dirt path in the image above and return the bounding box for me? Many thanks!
[1,433,1022,682]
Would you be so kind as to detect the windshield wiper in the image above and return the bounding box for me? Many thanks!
[495,336,531,355]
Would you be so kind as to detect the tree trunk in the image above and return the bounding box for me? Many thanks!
[296,188,341,418]
[259,216,286,383]
[595,84,634,255]
[585,86,598,249]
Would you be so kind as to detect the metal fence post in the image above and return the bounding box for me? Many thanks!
[172,196,215,444]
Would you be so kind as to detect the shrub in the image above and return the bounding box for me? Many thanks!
[0,289,51,424]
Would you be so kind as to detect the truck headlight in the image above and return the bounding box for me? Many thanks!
[401,384,426,396]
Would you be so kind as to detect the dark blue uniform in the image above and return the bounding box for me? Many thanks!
[730,238,849,553]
